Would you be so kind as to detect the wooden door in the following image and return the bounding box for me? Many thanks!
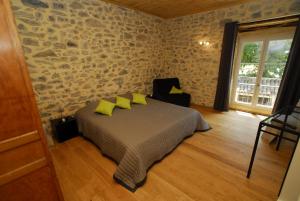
[0,1,63,200]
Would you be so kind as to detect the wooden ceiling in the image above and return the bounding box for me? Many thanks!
[103,0,254,18]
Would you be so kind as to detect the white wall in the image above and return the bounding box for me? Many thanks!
[278,141,300,201]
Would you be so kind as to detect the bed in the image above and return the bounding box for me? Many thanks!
[75,96,210,191]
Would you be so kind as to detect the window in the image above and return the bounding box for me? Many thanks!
[230,27,295,114]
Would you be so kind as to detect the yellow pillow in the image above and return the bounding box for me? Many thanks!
[132,93,147,105]
[116,96,131,109]
[95,100,116,116]
[169,86,184,94]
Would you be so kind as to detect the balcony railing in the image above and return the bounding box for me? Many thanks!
[237,76,281,95]
[236,75,282,107]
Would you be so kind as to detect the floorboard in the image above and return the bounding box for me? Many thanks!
[50,106,293,201]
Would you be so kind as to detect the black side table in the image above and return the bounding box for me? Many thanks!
[51,116,79,143]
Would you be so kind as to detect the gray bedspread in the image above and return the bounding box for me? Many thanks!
[75,97,210,191]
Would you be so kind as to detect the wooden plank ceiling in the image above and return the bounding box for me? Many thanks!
[102,0,254,18]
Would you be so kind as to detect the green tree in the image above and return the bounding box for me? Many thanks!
[240,43,261,77]
[239,40,291,78]
[241,43,261,63]
[263,40,291,78]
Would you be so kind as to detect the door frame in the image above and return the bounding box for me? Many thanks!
[230,27,296,115]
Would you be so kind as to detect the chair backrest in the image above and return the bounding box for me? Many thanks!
[153,78,181,96]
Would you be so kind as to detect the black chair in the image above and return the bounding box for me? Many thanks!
[152,78,191,107]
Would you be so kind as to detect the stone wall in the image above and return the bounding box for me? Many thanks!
[10,0,300,139]
[162,0,300,107]
[10,0,164,136]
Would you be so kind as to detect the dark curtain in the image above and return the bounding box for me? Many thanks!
[214,22,239,111]
[273,19,300,113]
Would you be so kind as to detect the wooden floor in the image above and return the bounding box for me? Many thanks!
[50,106,294,201]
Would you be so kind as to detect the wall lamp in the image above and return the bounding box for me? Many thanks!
[199,41,210,46]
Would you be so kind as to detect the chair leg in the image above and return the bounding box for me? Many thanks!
[247,123,262,178]
[276,130,284,151]
[276,113,289,151]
